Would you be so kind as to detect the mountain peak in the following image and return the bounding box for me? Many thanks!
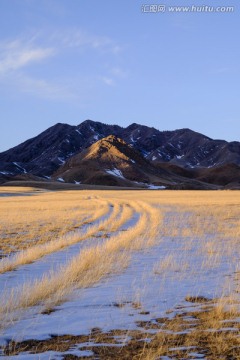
[84,135,135,162]
[99,134,127,145]
[126,123,141,130]
[53,133,157,186]
[79,119,96,126]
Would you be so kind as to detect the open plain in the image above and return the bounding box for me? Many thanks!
[0,187,239,359]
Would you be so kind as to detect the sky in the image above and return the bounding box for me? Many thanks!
[0,0,239,152]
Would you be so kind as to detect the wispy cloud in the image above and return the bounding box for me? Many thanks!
[0,40,55,74]
[0,29,125,102]
[14,73,79,101]
[101,76,115,86]
[110,67,127,78]
[53,29,122,54]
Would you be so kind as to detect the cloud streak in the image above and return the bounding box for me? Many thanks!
[53,29,122,54]
[101,76,115,86]
[0,29,125,102]
[14,73,80,101]
[0,40,55,74]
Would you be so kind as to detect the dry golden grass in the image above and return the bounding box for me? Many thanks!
[0,190,110,254]
[0,188,240,358]
[0,196,154,274]
[0,197,162,326]
[138,297,240,360]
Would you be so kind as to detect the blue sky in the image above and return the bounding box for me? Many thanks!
[0,0,239,151]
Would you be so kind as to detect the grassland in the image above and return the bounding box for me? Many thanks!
[0,187,239,359]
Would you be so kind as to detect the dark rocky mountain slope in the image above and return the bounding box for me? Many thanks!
[0,119,239,188]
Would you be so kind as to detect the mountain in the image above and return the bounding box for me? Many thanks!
[52,135,181,187]
[0,121,122,177]
[0,119,239,188]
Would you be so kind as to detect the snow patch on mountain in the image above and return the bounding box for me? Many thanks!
[13,162,27,174]
[105,169,125,179]
[58,157,65,164]
[148,184,166,189]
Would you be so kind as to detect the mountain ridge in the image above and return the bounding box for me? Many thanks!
[0,119,239,189]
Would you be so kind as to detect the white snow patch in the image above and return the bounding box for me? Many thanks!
[74,181,81,185]
[130,135,136,143]
[188,353,205,358]
[13,162,27,174]
[148,184,166,190]
[57,177,64,182]
[0,171,10,175]
[75,129,82,135]
[7,349,94,360]
[134,181,148,187]
[176,155,184,159]
[208,163,216,168]
[152,156,157,161]
[58,157,65,164]
[143,151,149,158]
[133,182,166,190]
[105,168,125,179]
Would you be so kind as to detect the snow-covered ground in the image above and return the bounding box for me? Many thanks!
[3,233,236,337]
[0,198,239,359]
